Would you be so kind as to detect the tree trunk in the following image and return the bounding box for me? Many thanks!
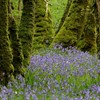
[18,0,35,67]
[33,0,55,50]
[96,0,100,52]
[8,0,25,76]
[0,0,14,85]
[77,0,97,54]
[51,0,88,48]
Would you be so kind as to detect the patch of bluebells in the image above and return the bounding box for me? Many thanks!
[0,46,100,100]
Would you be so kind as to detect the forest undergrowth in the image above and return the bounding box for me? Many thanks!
[0,46,100,100]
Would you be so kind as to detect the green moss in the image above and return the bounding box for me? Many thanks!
[0,0,14,85]
[19,0,35,67]
[9,16,25,76]
[8,0,25,76]
[33,0,55,50]
[51,0,88,47]
[77,1,97,54]
[95,0,100,52]
[80,11,97,54]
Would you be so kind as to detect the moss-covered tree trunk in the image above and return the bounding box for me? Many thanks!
[8,0,25,76]
[18,0,34,67]
[79,1,97,54]
[0,0,14,85]
[33,0,55,50]
[96,0,100,52]
[51,0,88,48]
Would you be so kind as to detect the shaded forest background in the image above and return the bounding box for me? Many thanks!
[0,0,100,85]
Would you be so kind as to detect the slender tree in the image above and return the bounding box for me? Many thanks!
[18,0,35,67]
[0,0,14,85]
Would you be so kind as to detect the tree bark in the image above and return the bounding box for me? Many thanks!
[8,0,25,76]
[80,4,97,54]
[96,0,100,52]
[33,0,55,50]
[0,0,14,85]
[18,0,35,67]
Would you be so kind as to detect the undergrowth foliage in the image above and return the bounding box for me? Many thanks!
[0,46,100,100]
